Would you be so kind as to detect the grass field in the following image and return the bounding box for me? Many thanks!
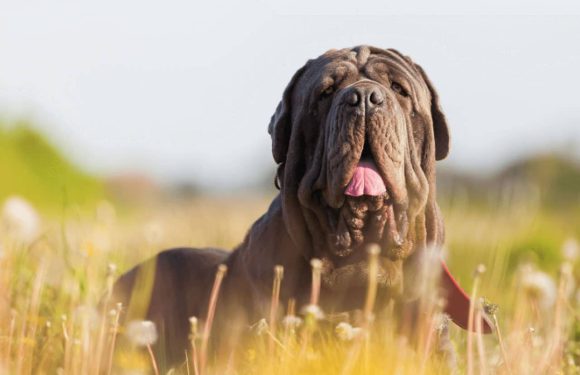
[0,193,579,374]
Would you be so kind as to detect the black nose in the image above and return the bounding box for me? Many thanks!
[345,85,384,108]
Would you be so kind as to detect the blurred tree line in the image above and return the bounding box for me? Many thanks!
[1,119,578,217]
[437,154,580,213]
[0,120,103,212]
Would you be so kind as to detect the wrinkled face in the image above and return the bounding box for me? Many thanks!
[269,46,449,293]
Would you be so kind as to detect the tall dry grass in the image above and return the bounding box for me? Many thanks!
[0,194,579,374]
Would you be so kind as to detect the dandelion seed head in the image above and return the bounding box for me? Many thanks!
[482,299,499,316]
[282,315,303,330]
[189,316,198,338]
[107,263,117,277]
[126,320,158,346]
[300,304,325,320]
[366,244,380,256]
[335,322,362,341]
[274,265,284,279]
[189,316,198,328]
[217,264,228,274]
[310,258,322,271]
[562,238,579,262]
[252,318,269,336]
[474,264,487,276]
[2,196,40,243]
[433,313,451,332]
[520,268,557,310]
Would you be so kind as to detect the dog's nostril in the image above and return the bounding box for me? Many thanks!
[346,91,360,106]
[369,91,384,105]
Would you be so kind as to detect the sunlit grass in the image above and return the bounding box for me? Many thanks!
[0,194,579,374]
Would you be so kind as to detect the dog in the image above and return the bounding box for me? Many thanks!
[110,45,491,369]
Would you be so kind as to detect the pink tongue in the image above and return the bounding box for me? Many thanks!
[345,160,387,197]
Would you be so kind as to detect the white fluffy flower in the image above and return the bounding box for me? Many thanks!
[300,304,325,320]
[2,196,40,242]
[310,258,323,270]
[107,263,117,277]
[562,238,579,262]
[189,316,199,338]
[252,318,269,336]
[520,268,557,310]
[335,322,362,341]
[126,320,158,346]
[282,315,303,330]
[433,313,451,332]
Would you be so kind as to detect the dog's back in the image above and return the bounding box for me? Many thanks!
[110,247,228,369]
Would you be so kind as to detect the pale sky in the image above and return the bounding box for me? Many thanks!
[1,1,579,189]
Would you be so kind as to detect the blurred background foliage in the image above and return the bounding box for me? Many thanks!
[0,119,103,212]
[2,118,578,214]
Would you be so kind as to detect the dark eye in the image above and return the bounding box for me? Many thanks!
[391,82,409,97]
[320,86,334,99]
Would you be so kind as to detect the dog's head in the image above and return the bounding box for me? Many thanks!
[269,46,449,295]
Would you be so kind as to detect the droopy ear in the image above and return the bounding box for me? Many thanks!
[268,63,309,164]
[414,64,450,161]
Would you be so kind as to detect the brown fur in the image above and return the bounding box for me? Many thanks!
[110,45,452,369]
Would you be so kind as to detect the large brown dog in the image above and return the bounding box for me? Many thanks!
[111,45,490,369]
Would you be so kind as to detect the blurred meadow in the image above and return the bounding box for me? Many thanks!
[0,119,579,374]
[2,3,580,373]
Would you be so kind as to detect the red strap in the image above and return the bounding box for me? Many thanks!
[440,260,493,334]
